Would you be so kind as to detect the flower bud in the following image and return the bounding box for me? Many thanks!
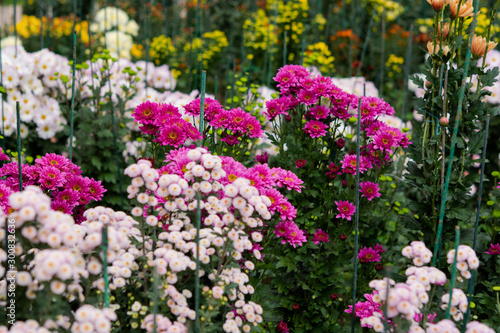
[331,293,338,300]
[285,114,292,122]
[438,22,451,39]
[336,138,346,149]
[439,117,449,126]
[292,303,300,310]
[427,0,445,11]
[471,34,498,58]
[340,234,347,241]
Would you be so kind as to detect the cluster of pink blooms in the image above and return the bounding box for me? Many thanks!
[425,319,459,333]
[132,101,202,147]
[184,97,263,145]
[141,314,187,333]
[446,245,479,280]
[358,244,386,263]
[274,221,307,247]
[440,288,468,321]
[465,321,496,333]
[353,241,494,333]
[0,320,57,333]
[0,153,105,221]
[71,305,116,333]
[267,65,410,179]
[122,148,277,330]
[152,147,305,248]
[402,241,433,266]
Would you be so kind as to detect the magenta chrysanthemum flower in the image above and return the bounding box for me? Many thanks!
[295,159,306,168]
[276,201,297,221]
[0,148,9,161]
[265,97,291,120]
[274,169,304,192]
[261,188,286,213]
[297,89,318,105]
[274,221,306,248]
[360,181,381,201]
[157,125,187,147]
[485,243,500,255]
[276,320,290,333]
[358,247,381,263]
[345,292,384,325]
[55,189,79,207]
[254,152,269,164]
[372,131,396,151]
[35,153,71,170]
[307,105,329,120]
[184,97,223,121]
[51,200,73,214]
[312,229,329,245]
[303,120,328,138]
[341,154,372,174]
[325,162,341,179]
[336,200,356,220]
[87,179,107,201]
[132,100,158,125]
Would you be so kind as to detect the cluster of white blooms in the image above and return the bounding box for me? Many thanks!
[0,46,189,142]
[361,241,493,333]
[465,321,496,333]
[446,245,479,280]
[123,148,267,331]
[71,304,117,333]
[370,278,425,320]
[0,320,51,333]
[425,319,459,333]
[402,241,433,266]
[331,76,379,97]
[405,266,447,289]
[1,46,67,138]
[440,288,468,321]
[90,6,140,59]
[142,314,188,333]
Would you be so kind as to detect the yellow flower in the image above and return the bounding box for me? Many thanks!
[303,42,335,74]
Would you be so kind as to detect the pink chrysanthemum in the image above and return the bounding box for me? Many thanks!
[297,89,318,105]
[307,105,330,120]
[335,200,356,220]
[274,221,306,248]
[360,181,381,201]
[372,131,396,151]
[0,148,9,161]
[341,154,373,174]
[485,243,500,255]
[157,125,187,147]
[303,120,328,138]
[274,169,304,192]
[358,247,381,263]
[132,101,158,125]
[265,97,291,121]
[276,201,297,221]
[312,229,329,245]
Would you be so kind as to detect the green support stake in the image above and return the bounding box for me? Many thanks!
[0,23,5,152]
[214,75,218,98]
[348,0,355,77]
[350,97,362,333]
[446,226,460,319]
[102,226,109,308]
[431,0,479,266]
[283,30,287,67]
[378,9,386,98]
[224,57,230,107]
[14,0,18,58]
[16,102,22,191]
[355,15,374,78]
[153,266,159,333]
[401,24,414,121]
[230,59,236,109]
[462,114,490,331]
[198,71,206,141]
[69,32,77,161]
[194,71,206,333]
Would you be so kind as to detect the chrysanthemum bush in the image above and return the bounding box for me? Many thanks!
[0,43,205,208]
[348,241,496,333]
[249,64,412,332]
